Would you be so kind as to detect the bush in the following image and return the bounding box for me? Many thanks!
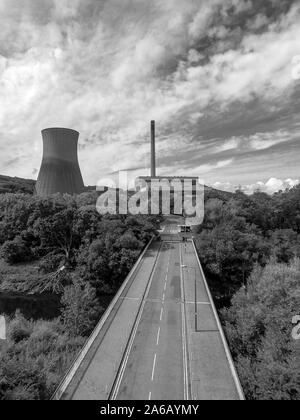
[9,313,32,343]
[222,259,300,400]
[0,236,32,264]
[61,276,103,337]
[0,314,85,400]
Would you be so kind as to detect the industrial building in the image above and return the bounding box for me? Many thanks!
[136,121,200,220]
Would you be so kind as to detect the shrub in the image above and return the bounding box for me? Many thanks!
[9,313,32,343]
[61,276,103,337]
[0,236,32,264]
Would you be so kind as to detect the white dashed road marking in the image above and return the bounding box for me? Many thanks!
[156,327,161,346]
[160,307,164,321]
[151,354,157,381]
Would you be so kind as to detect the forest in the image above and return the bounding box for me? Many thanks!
[0,182,299,400]
[194,185,300,400]
[0,190,160,399]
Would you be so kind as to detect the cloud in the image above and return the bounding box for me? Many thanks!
[216,129,294,153]
[244,177,300,194]
[0,0,299,187]
[212,177,300,194]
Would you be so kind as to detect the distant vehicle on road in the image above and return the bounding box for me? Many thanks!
[180,225,192,233]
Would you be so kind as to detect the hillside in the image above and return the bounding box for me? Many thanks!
[0,175,98,195]
[0,175,36,195]
[0,174,233,202]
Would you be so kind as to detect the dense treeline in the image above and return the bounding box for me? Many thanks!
[222,259,300,400]
[195,185,300,400]
[0,191,160,400]
[0,192,159,293]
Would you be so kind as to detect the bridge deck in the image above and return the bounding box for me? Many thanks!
[54,234,244,400]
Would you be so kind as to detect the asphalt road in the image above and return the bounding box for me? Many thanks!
[113,242,187,400]
[54,218,243,400]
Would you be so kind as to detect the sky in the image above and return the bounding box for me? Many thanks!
[0,0,299,194]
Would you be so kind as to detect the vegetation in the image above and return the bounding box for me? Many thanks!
[0,191,160,400]
[0,312,85,400]
[222,259,300,400]
[0,179,299,400]
[0,175,35,195]
[195,185,300,400]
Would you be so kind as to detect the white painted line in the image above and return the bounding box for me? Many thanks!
[156,327,161,346]
[149,391,152,400]
[121,297,140,301]
[179,243,189,401]
[186,301,211,305]
[162,293,165,301]
[160,307,164,321]
[151,354,157,381]
[164,282,167,292]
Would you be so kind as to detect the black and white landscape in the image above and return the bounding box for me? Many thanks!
[0,0,299,402]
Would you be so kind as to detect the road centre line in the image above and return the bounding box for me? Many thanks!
[156,327,161,346]
[160,307,164,321]
[151,354,157,381]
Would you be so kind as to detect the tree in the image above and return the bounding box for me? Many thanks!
[61,276,102,337]
[222,259,300,400]
[0,236,32,264]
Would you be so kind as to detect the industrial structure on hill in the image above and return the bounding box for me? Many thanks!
[36,128,84,196]
[140,121,199,189]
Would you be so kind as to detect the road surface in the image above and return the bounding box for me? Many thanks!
[54,227,243,400]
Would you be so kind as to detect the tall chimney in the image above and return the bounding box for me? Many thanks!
[151,120,156,177]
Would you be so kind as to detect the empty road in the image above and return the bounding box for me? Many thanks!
[54,226,244,400]
[112,242,188,400]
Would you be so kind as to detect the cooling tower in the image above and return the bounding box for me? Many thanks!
[36,128,85,196]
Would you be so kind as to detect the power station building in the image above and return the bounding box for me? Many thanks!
[136,121,200,220]
[138,120,199,192]
[36,128,84,196]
